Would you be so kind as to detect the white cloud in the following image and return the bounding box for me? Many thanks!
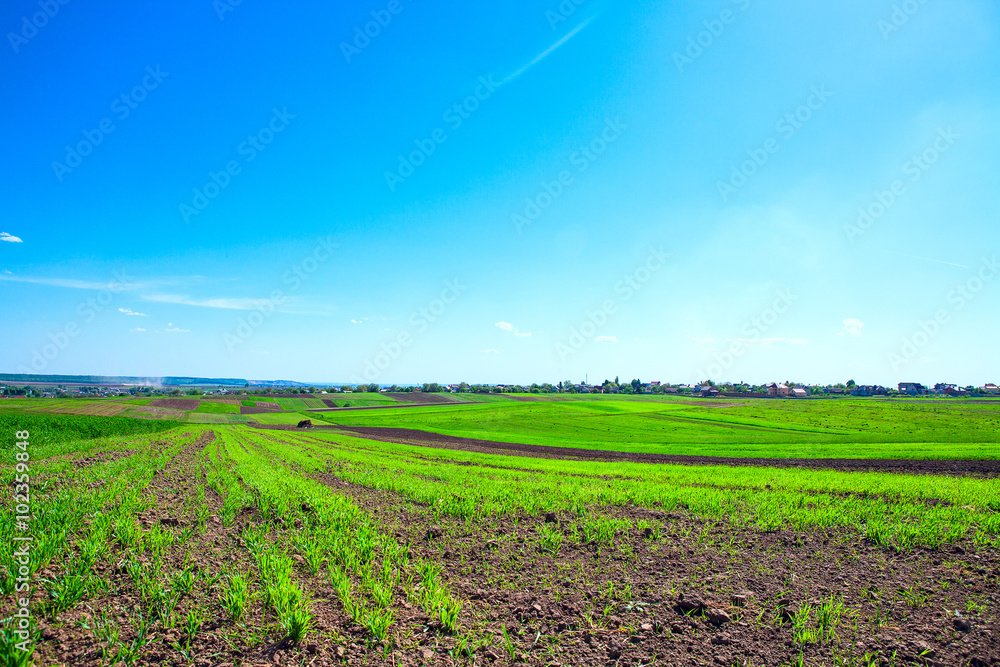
[495,321,532,337]
[162,327,190,333]
[1,232,23,243]
[143,294,274,310]
[0,275,140,290]
[595,335,619,343]
[686,334,715,344]
[480,348,501,355]
[119,307,148,317]
[130,327,147,332]
[142,293,326,315]
[838,318,864,337]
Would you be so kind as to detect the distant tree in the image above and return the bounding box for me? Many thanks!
[846,379,856,388]
[170,389,182,396]
[458,382,470,393]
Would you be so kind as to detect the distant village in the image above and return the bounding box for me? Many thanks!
[2,378,997,400]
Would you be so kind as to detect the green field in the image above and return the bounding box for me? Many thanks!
[326,395,1000,459]
[193,401,240,415]
[1,396,998,666]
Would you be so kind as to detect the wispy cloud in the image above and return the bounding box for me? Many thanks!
[0,275,139,290]
[119,307,148,317]
[879,250,968,269]
[142,293,326,315]
[595,335,619,343]
[130,327,147,332]
[495,321,532,337]
[1,232,23,243]
[143,294,276,311]
[161,323,190,333]
[837,318,864,337]
[686,334,715,344]
[502,18,595,85]
[480,348,501,355]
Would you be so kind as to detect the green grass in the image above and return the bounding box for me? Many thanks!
[0,411,179,458]
[325,396,1000,459]
[244,427,1000,551]
[251,412,315,425]
[194,401,240,415]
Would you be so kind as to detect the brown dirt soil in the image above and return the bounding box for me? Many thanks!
[123,405,189,420]
[328,425,1000,477]
[304,466,1000,667]
[239,405,282,415]
[148,398,201,411]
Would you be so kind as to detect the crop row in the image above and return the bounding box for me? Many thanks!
[257,429,1000,551]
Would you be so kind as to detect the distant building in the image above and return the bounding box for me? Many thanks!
[791,387,808,398]
[898,382,927,396]
[984,383,999,394]
[767,383,789,397]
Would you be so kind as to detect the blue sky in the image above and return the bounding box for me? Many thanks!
[2,0,998,386]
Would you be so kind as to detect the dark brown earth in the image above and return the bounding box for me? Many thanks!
[326,425,1000,477]
[307,462,1000,667]
[148,398,201,411]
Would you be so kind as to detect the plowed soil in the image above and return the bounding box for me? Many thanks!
[148,398,201,411]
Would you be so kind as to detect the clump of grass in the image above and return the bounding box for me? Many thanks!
[222,572,249,622]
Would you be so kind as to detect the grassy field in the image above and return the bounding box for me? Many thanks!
[0,405,997,667]
[325,396,1000,459]
[4,397,1000,664]
[193,401,240,415]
